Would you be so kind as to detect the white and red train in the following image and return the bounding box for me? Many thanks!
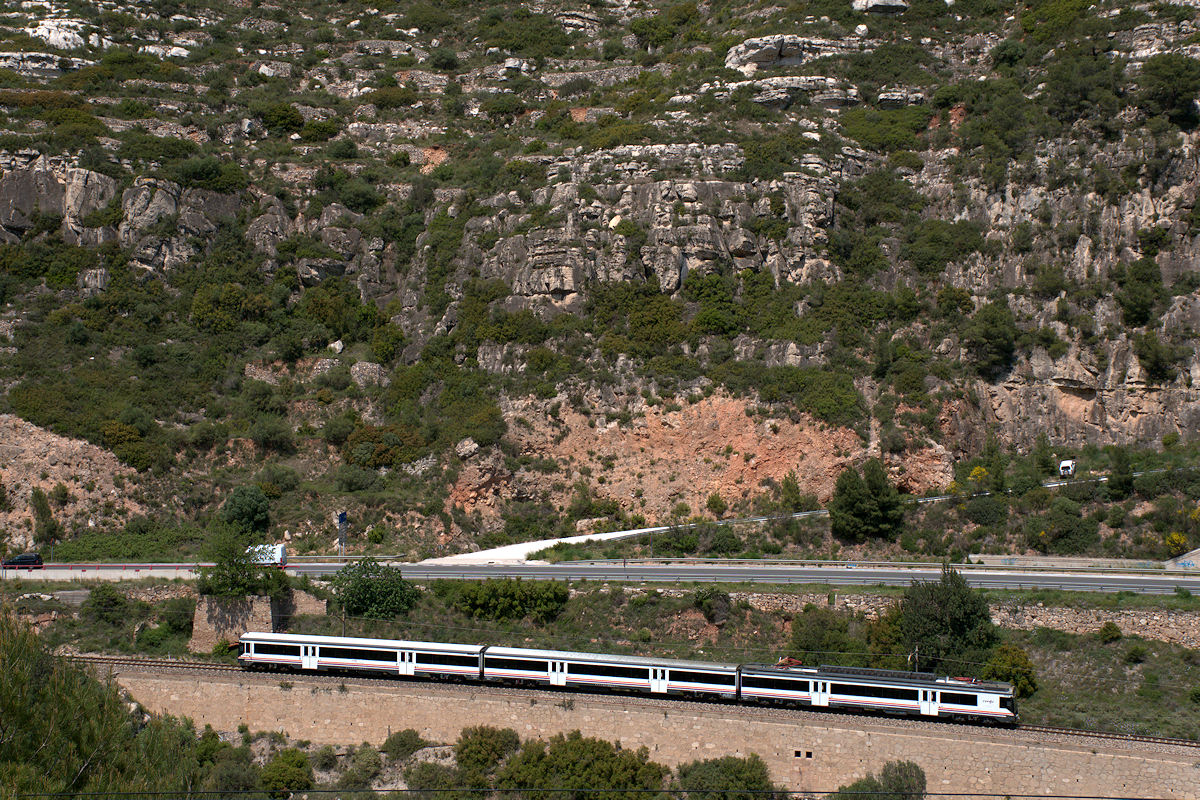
[239,631,1018,723]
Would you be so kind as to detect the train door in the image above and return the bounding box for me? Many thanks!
[549,661,567,686]
[812,681,829,707]
[650,668,668,693]
[398,650,415,677]
[301,645,318,670]
[920,690,937,716]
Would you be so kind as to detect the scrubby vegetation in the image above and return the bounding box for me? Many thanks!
[0,0,1199,567]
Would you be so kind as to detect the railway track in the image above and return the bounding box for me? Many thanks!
[1019,724,1200,748]
[74,654,1200,749]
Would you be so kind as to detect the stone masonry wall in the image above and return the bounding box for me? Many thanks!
[116,671,1200,798]
[187,590,325,653]
[187,596,272,653]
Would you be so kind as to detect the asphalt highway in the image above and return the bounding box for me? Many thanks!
[286,561,1200,594]
[8,560,1200,594]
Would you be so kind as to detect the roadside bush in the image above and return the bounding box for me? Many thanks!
[332,558,420,618]
[1026,496,1100,554]
[829,459,904,542]
[964,495,1008,527]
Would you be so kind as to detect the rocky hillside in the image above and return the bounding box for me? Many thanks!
[1,0,1199,557]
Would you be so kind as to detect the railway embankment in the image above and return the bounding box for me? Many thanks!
[112,665,1200,798]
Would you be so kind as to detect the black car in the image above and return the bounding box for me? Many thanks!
[2,552,43,569]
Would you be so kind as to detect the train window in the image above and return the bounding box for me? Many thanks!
[742,676,810,692]
[831,683,918,701]
[940,692,979,707]
[486,657,549,672]
[670,670,735,686]
[568,662,647,680]
[320,647,393,662]
[254,643,301,657]
[419,652,481,668]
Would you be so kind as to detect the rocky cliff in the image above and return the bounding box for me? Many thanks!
[1,0,1198,554]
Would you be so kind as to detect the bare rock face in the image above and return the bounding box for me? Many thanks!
[0,160,117,244]
[724,35,873,75]
[118,178,242,272]
[350,361,390,388]
[852,0,909,13]
[246,198,295,257]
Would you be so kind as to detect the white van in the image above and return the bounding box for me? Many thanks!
[245,543,287,566]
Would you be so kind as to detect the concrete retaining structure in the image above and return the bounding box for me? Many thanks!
[115,670,1200,798]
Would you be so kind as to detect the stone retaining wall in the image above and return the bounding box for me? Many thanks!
[116,671,1200,799]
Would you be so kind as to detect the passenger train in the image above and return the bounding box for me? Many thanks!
[239,631,1018,723]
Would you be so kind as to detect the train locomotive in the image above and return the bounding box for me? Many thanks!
[239,631,1017,723]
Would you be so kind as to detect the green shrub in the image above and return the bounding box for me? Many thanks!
[455,726,519,776]
[256,102,303,134]
[480,9,573,58]
[1137,53,1200,128]
[382,729,428,761]
[221,485,270,533]
[964,495,1008,527]
[1124,643,1148,664]
[841,106,933,152]
[169,157,249,193]
[260,749,313,798]
[366,86,418,109]
[693,586,730,624]
[981,643,1038,697]
[1097,621,1122,643]
[332,558,420,618]
[83,583,129,626]
[439,579,568,623]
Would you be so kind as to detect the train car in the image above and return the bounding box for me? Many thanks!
[237,632,1016,724]
[739,663,1017,722]
[239,632,485,678]
[481,645,739,698]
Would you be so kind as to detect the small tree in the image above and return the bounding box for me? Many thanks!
[221,485,270,533]
[455,726,520,776]
[1138,53,1200,128]
[963,300,1018,379]
[834,760,926,800]
[705,492,728,518]
[897,564,996,673]
[332,557,420,618]
[260,748,313,798]
[196,523,289,598]
[830,459,904,542]
[675,754,782,800]
[382,729,428,761]
[1106,445,1133,500]
[981,643,1038,698]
